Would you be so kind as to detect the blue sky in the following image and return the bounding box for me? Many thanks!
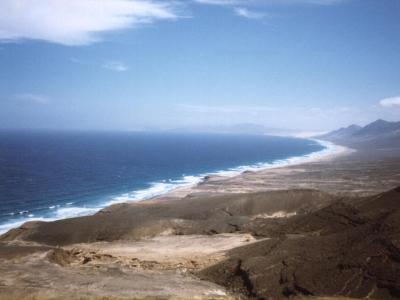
[1,0,399,131]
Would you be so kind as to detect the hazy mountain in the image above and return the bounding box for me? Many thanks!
[317,124,362,141]
[317,119,400,148]
[353,119,400,138]
[167,123,292,135]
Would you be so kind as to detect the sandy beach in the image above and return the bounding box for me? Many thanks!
[3,0,400,298]
[0,140,400,299]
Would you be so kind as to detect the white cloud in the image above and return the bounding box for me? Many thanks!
[0,0,178,46]
[0,0,348,46]
[14,93,49,104]
[234,7,266,19]
[193,0,345,5]
[194,0,346,21]
[379,96,400,108]
[193,0,241,5]
[102,61,129,72]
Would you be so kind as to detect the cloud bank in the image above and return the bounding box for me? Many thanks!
[379,97,400,108]
[0,0,178,46]
[0,0,348,46]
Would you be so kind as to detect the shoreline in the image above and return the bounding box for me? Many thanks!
[1,140,400,299]
[0,139,352,235]
[146,139,355,201]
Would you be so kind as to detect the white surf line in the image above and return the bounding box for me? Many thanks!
[0,139,353,235]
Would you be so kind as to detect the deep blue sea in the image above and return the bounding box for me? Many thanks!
[0,130,327,233]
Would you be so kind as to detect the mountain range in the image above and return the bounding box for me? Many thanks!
[317,119,400,148]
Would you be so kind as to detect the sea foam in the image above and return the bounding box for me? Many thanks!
[0,140,346,235]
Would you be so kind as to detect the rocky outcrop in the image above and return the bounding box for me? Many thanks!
[1,187,399,299]
[0,189,336,245]
[199,187,400,299]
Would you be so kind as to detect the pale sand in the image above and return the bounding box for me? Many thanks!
[2,141,400,299]
[65,233,258,271]
[149,141,400,198]
[0,251,228,299]
[150,141,355,201]
[0,234,258,299]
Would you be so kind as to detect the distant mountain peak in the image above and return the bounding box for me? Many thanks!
[356,119,399,135]
[316,124,361,140]
[317,119,400,148]
[347,124,362,130]
[367,119,390,126]
[373,118,388,123]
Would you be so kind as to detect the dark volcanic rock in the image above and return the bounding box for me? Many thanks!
[0,189,335,245]
[2,186,400,299]
[198,187,400,299]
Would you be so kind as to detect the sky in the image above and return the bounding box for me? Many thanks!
[0,0,399,132]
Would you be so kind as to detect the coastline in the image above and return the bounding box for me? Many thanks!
[0,139,350,235]
[145,139,355,201]
[107,139,354,205]
[1,139,400,299]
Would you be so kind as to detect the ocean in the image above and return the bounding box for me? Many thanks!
[0,130,329,233]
